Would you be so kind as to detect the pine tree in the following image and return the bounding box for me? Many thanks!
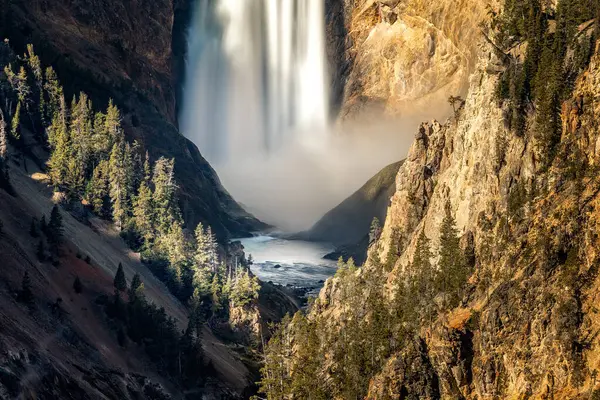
[43,67,63,127]
[410,229,436,323]
[86,159,110,216]
[114,262,127,292]
[73,276,83,294]
[10,101,21,141]
[25,45,43,125]
[369,217,382,244]
[68,93,93,192]
[152,157,179,236]
[47,95,69,187]
[0,107,10,191]
[108,140,133,229]
[437,200,467,308]
[230,270,261,307]
[19,271,34,304]
[0,107,7,160]
[104,99,122,143]
[133,172,155,246]
[128,272,144,301]
[210,274,223,314]
[48,205,63,246]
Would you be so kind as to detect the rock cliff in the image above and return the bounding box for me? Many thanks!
[260,2,600,398]
[326,0,492,120]
[364,38,600,398]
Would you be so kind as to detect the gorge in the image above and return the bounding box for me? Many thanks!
[0,0,599,399]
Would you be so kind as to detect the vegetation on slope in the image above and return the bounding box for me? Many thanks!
[0,40,263,394]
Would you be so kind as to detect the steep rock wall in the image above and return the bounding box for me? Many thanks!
[327,0,493,121]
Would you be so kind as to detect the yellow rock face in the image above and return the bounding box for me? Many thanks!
[339,0,492,120]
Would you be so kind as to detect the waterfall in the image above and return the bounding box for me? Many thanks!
[181,0,329,165]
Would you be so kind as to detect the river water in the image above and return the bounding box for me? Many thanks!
[238,235,337,292]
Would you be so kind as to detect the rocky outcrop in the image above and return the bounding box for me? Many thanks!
[327,0,492,121]
[303,8,600,397]
[0,0,264,239]
[362,34,600,400]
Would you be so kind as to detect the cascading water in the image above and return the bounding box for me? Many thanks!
[181,0,329,165]
[181,0,413,231]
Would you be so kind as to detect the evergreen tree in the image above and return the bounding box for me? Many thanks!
[104,99,122,143]
[0,107,7,160]
[73,276,83,294]
[86,159,110,216]
[67,93,93,194]
[133,175,155,246]
[230,270,261,307]
[409,229,436,323]
[114,262,127,292]
[436,200,467,308]
[10,101,20,141]
[152,157,179,236]
[108,140,133,229]
[43,67,63,129]
[128,272,144,301]
[48,205,63,246]
[369,217,382,244]
[25,45,43,126]
[18,271,33,304]
[0,108,9,191]
[47,95,69,187]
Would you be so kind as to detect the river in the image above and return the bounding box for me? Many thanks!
[238,235,337,293]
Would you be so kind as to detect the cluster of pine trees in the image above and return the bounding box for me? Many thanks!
[0,41,263,389]
[492,0,599,160]
[106,264,207,386]
[258,202,470,399]
[0,40,260,317]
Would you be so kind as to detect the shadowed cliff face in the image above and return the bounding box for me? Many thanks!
[0,0,264,239]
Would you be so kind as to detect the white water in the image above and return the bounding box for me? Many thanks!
[181,0,329,163]
[239,235,337,290]
[181,0,415,231]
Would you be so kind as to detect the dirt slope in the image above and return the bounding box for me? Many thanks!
[0,155,252,398]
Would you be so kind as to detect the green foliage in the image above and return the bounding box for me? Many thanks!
[47,205,63,249]
[229,270,260,307]
[494,0,599,162]
[10,101,20,141]
[114,263,127,292]
[369,216,382,244]
[436,201,470,308]
[260,203,474,399]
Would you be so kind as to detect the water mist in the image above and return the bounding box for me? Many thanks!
[180,0,416,231]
